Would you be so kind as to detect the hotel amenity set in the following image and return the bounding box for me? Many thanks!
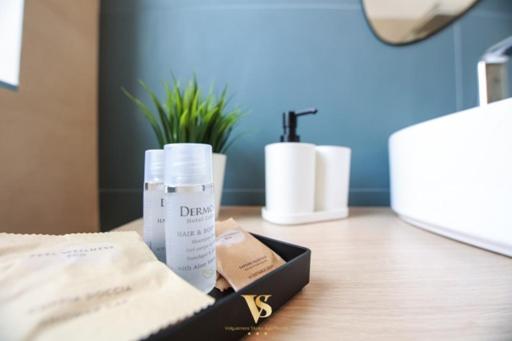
[142,143,290,293]
[0,118,351,340]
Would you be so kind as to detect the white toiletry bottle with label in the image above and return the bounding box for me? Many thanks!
[143,150,166,262]
[164,143,216,293]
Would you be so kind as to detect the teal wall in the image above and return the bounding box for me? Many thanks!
[100,0,512,229]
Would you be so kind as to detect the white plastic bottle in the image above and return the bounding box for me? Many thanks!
[143,149,166,262]
[164,143,216,293]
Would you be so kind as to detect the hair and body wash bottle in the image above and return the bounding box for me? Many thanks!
[164,143,216,293]
[143,150,166,262]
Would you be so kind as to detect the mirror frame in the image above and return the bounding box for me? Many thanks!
[361,0,480,46]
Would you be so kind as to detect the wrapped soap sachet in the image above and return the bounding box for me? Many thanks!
[215,218,285,291]
[0,231,214,341]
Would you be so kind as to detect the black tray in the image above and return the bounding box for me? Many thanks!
[146,234,311,340]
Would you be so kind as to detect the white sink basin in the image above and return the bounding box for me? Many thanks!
[389,98,512,256]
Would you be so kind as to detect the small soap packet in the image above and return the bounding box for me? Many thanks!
[0,231,214,341]
[215,272,231,292]
[215,218,286,291]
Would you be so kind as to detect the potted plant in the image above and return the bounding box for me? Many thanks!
[123,76,243,216]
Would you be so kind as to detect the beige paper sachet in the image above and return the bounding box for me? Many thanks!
[215,218,285,291]
[215,272,231,292]
[0,231,214,341]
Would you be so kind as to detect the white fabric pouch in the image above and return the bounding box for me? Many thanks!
[0,231,213,341]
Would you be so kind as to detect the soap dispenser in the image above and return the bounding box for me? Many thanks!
[263,108,318,222]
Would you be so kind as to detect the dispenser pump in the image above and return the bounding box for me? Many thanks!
[280,108,318,142]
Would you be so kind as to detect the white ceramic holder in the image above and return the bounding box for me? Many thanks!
[263,144,351,225]
[262,206,348,225]
[315,146,351,211]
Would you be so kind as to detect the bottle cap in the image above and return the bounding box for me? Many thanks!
[164,143,213,186]
[144,149,164,183]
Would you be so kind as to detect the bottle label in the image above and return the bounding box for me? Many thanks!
[165,189,216,292]
[143,184,166,262]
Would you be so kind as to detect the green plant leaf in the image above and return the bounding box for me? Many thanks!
[139,80,171,144]
[122,75,245,153]
[122,87,165,147]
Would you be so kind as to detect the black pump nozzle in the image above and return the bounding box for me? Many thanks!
[280,108,318,142]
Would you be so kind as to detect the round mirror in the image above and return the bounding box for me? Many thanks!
[362,0,479,45]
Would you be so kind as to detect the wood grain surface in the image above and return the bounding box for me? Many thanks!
[0,0,99,233]
[117,207,512,340]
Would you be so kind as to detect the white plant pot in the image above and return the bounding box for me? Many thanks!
[212,153,226,217]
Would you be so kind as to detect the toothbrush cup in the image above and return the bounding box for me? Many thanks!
[314,146,351,212]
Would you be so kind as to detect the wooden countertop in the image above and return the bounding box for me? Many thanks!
[117,207,512,340]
